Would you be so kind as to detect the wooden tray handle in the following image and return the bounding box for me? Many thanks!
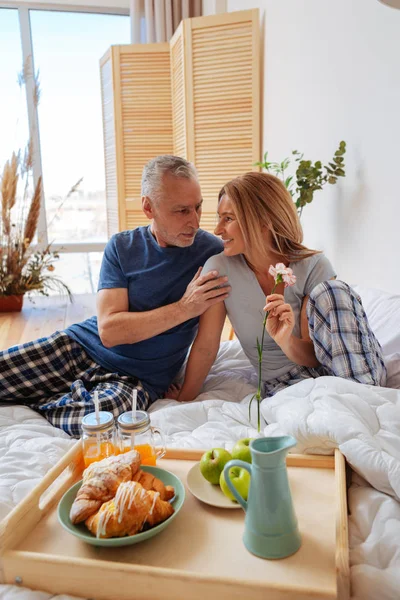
[0,442,82,555]
[164,448,334,469]
[335,449,350,600]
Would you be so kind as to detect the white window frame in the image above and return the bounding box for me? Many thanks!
[1,1,130,254]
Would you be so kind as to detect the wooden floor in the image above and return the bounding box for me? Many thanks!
[0,295,232,350]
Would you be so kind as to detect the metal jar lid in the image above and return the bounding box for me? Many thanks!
[117,410,150,433]
[81,411,114,432]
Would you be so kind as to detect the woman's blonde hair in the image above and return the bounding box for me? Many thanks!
[218,172,320,264]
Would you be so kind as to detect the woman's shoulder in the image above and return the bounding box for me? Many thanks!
[203,252,244,277]
[292,253,336,293]
[203,251,227,274]
[293,252,333,273]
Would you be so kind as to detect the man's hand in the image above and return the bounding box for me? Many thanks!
[96,268,229,347]
[178,268,230,319]
[165,383,182,400]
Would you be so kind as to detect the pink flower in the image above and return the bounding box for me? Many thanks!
[268,263,297,288]
[268,263,287,279]
[282,268,296,287]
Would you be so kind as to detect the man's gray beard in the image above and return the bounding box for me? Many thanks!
[161,230,198,248]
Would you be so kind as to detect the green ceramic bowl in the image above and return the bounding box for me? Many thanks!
[57,465,185,547]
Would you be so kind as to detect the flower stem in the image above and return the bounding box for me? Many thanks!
[255,282,278,432]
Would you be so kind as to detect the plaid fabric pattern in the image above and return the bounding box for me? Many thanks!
[0,331,149,438]
[264,363,327,398]
[264,280,387,397]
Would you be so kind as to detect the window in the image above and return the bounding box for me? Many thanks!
[0,6,130,294]
[0,8,29,167]
[29,10,131,245]
[51,252,103,294]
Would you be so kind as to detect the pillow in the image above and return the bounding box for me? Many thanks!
[353,285,400,389]
[385,353,400,389]
[353,285,400,356]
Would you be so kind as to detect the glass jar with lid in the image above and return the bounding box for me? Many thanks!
[81,411,118,467]
[117,410,166,466]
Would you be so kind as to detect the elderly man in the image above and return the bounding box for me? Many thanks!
[0,156,228,436]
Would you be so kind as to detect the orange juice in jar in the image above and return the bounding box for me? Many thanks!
[117,410,166,466]
[81,411,119,467]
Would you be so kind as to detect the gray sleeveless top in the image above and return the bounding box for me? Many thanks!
[202,252,336,382]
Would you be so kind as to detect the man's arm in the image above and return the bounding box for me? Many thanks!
[97,268,230,347]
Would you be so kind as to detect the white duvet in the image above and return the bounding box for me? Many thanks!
[1,285,400,600]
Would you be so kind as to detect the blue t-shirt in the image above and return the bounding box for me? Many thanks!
[66,226,223,401]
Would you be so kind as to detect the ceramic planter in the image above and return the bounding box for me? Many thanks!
[0,294,24,312]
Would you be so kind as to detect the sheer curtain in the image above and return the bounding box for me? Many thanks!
[130,0,202,43]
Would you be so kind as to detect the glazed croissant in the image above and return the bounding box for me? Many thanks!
[85,481,174,538]
[132,469,175,502]
[70,450,141,524]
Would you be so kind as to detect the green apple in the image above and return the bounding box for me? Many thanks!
[220,466,251,502]
[199,448,232,485]
[231,438,254,464]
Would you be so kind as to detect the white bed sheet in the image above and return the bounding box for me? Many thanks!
[1,285,399,600]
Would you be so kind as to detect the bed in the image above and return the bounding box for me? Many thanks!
[0,284,399,600]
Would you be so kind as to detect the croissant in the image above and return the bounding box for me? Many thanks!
[85,481,174,538]
[132,470,175,502]
[70,450,141,524]
[144,490,174,528]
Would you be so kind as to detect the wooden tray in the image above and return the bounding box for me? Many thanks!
[0,445,350,600]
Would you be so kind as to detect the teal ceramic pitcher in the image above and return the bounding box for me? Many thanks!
[223,436,301,559]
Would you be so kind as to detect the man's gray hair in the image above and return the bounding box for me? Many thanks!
[141,155,198,202]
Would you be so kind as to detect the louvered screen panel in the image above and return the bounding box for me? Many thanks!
[170,23,187,159]
[101,10,259,236]
[119,44,173,226]
[126,207,150,230]
[106,208,119,235]
[199,212,218,234]
[189,10,260,233]
[100,51,119,236]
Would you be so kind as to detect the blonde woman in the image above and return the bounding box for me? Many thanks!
[168,172,386,402]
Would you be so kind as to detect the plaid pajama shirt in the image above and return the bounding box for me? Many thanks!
[0,331,149,438]
[264,280,387,398]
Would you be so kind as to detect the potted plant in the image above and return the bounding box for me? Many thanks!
[0,66,73,312]
[0,150,73,312]
[255,141,346,217]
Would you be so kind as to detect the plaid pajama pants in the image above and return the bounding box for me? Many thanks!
[264,280,387,397]
[0,331,150,438]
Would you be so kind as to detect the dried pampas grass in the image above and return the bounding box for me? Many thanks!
[1,65,74,299]
[0,148,73,299]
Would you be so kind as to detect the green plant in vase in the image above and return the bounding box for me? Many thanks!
[0,65,79,310]
[0,151,74,306]
[255,141,346,217]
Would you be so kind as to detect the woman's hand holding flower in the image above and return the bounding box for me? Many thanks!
[250,263,296,432]
[264,293,295,349]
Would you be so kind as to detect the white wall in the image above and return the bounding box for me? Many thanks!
[228,0,400,294]
[202,0,226,15]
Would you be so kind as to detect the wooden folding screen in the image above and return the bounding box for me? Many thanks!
[170,22,187,160]
[100,44,173,236]
[101,9,260,235]
[171,9,260,231]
